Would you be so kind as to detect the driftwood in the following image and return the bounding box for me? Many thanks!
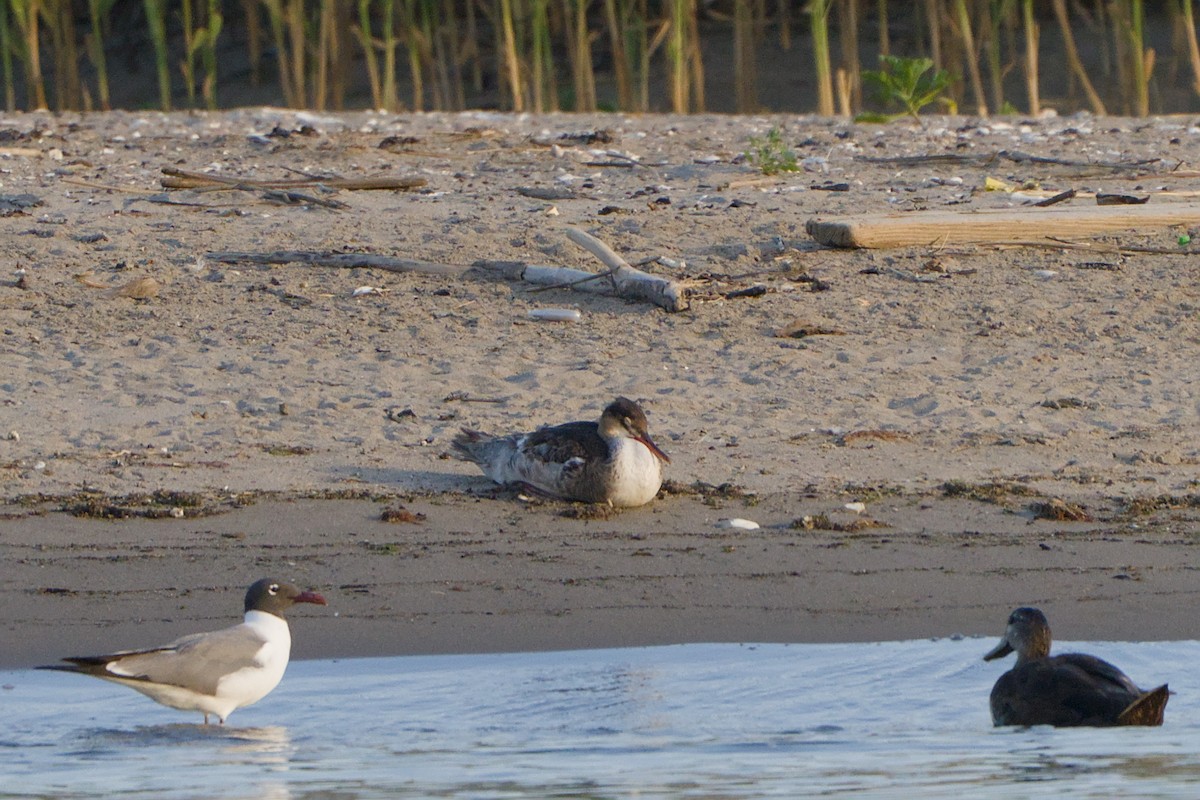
[208,227,689,312]
[855,150,1165,173]
[161,167,426,192]
[560,227,688,311]
[1032,189,1077,207]
[807,204,1200,249]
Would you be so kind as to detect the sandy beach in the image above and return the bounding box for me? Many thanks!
[3,108,1199,668]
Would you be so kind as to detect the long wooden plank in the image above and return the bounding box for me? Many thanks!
[805,204,1200,249]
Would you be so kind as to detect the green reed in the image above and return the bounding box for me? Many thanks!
[1184,0,1200,96]
[568,0,596,111]
[952,0,987,116]
[1120,0,1151,116]
[732,0,756,112]
[86,0,118,108]
[808,0,833,115]
[141,0,171,108]
[0,1,14,110]
[983,0,1013,115]
[1020,0,1037,115]
[10,0,46,109]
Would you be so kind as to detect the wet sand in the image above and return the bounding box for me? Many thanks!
[5,490,1198,669]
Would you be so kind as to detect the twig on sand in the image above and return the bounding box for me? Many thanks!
[160,167,426,192]
[526,266,620,293]
[260,190,349,209]
[1002,237,1197,256]
[856,150,1166,173]
[1031,189,1077,207]
[443,391,505,403]
[560,227,690,311]
[207,250,471,276]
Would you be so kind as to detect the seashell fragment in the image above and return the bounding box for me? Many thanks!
[528,308,581,322]
[717,518,760,530]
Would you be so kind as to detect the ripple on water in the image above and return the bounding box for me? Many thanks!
[5,640,1200,799]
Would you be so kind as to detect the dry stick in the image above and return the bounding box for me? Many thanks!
[724,175,785,190]
[1008,238,1196,256]
[564,227,690,312]
[260,190,348,209]
[856,151,1162,171]
[1002,150,1162,170]
[1031,189,1077,207]
[61,177,243,206]
[160,168,426,191]
[206,250,471,277]
[526,266,620,293]
[61,177,162,193]
[936,241,1187,259]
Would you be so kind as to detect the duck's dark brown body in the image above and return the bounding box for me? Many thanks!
[985,607,1168,728]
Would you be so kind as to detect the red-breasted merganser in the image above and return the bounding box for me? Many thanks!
[452,397,670,507]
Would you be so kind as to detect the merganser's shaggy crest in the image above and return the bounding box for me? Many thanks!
[984,607,1168,727]
[452,397,670,507]
[39,578,327,724]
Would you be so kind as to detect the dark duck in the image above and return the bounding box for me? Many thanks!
[984,607,1168,727]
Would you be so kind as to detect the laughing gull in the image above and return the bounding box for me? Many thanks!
[984,606,1168,727]
[452,397,670,507]
[40,578,327,724]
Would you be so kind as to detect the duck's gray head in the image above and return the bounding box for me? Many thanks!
[245,578,328,618]
[600,397,670,464]
[983,606,1052,663]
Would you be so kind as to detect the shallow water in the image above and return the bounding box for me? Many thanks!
[4,640,1200,799]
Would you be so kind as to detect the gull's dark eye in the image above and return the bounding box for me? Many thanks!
[269,583,280,595]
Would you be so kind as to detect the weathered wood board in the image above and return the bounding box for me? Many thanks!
[806,204,1200,249]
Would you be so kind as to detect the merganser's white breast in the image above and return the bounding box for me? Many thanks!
[604,436,666,508]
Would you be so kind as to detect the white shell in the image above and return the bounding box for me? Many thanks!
[528,308,581,322]
[717,518,760,530]
[844,502,867,514]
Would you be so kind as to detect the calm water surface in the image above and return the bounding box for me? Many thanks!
[4,640,1200,799]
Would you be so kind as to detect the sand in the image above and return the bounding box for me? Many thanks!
[2,108,1199,668]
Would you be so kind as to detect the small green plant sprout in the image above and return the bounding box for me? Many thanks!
[746,127,799,176]
[859,55,955,122]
